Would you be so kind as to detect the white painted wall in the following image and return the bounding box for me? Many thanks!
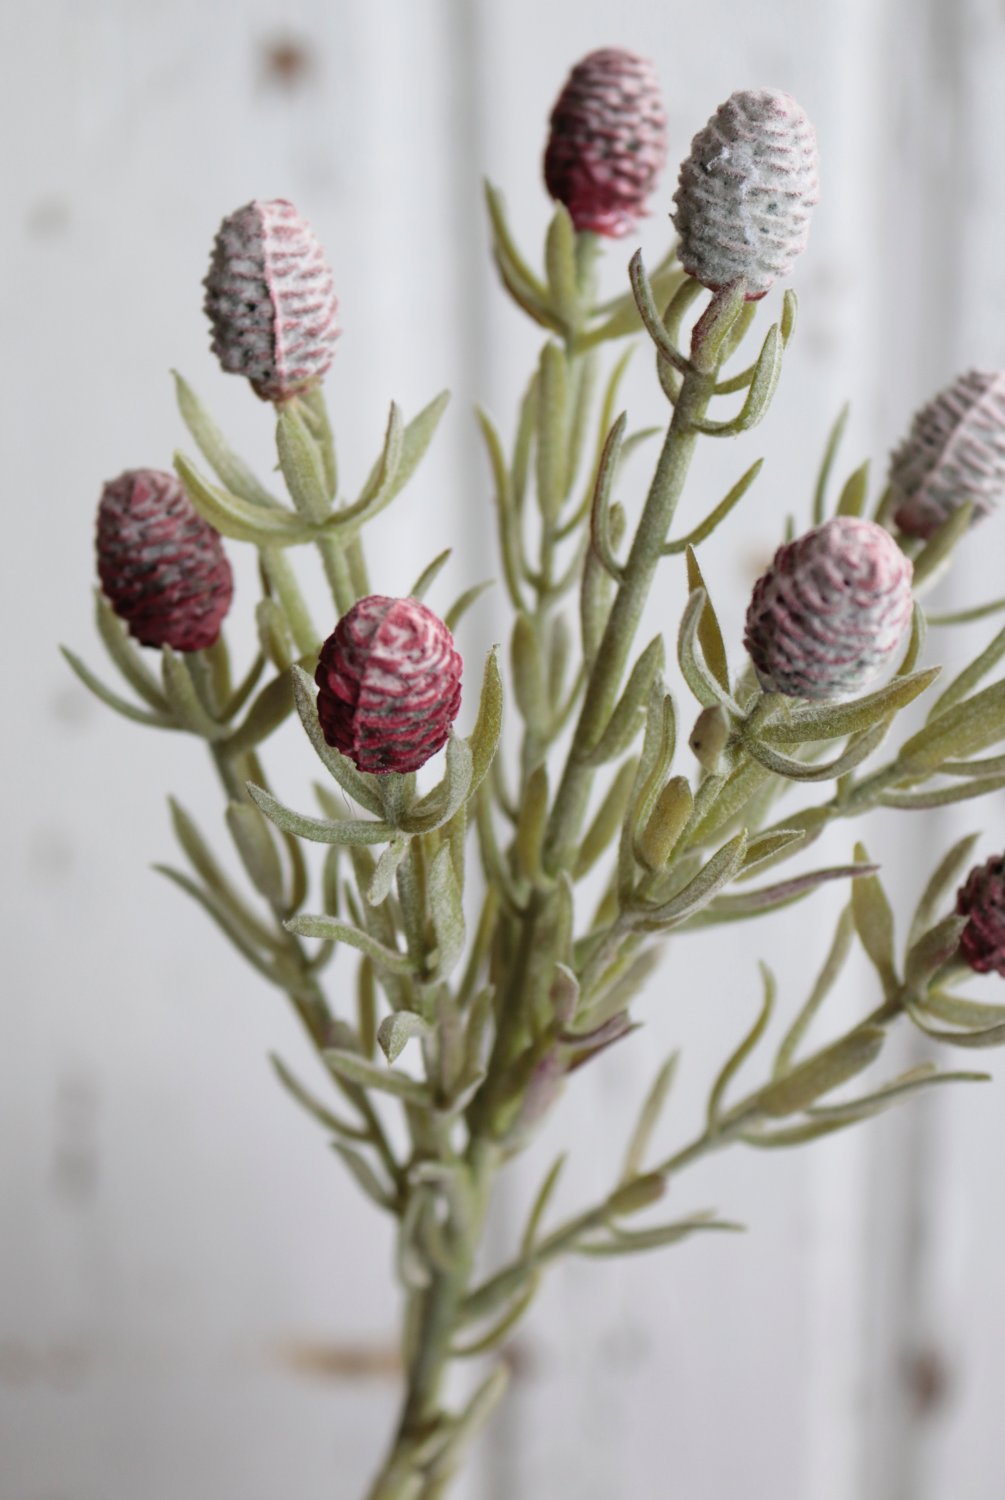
[4,1,1005,1497]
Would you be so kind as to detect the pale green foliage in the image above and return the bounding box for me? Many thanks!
[71,174,1005,1500]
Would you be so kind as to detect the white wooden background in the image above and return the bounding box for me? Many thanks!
[5,1,1005,1496]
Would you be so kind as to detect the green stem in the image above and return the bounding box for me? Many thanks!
[543,365,715,875]
[261,546,318,657]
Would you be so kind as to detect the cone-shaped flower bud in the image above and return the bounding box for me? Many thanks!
[744,517,913,700]
[956,855,1005,976]
[203,199,339,403]
[315,596,462,775]
[890,370,1005,540]
[96,469,234,652]
[672,88,819,299]
[543,48,667,237]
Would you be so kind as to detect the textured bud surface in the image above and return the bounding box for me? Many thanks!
[203,199,339,402]
[956,856,1005,976]
[744,517,913,700]
[672,88,819,298]
[315,597,462,775]
[96,469,233,652]
[544,48,667,237]
[890,370,1005,540]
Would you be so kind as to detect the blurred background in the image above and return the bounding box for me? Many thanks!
[5,1,1005,1496]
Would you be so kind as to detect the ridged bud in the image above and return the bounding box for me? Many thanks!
[672,89,819,299]
[544,48,667,238]
[96,470,233,652]
[315,596,462,775]
[203,199,339,403]
[744,517,913,700]
[956,856,1005,977]
[890,370,1005,540]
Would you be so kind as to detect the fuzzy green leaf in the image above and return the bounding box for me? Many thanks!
[249,783,394,846]
[761,669,939,744]
[174,372,278,508]
[377,1012,432,1066]
[324,1047,428,1104]
[632,830,748,931]
[750,1025,885,1119]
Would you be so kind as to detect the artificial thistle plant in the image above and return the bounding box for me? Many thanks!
[66,48,1005,1500]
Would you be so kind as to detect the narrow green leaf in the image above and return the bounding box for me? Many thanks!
[154,864,287,987]
[922,989,1005,1028]
[880,774,1005,809]
[377,1012,431,1065]
[544,202,580,330]
[573,760,638,880]
[576,1215,742,1257]
[774,905,855,1076]
[338,402,405,524]
[428,842,466,977]
[174,372,278,508]
[694,862,876,924]
[93,592,169,709]
[907,1004,1005,1049]
[851,843,898,994]
[61,647,178,729]
[366,835,410,906]
[277,404,331,521]
[627,249,692,375]
[226,802,285,906]
[752,1025,885,1118]
[522,1155,567,1253]
[905,915,969,991]
[175,452,311,544]
[249,783,394,846]
[287,913,416,975]
[218,670,294,756]
[289,665,384,817]
[812,403,849,526]
[911,500,976,590]
[761,669,939,744]
[269,1054,370,1141]
[632,830,748,931]
[708,964,775,1126]
[663,459,764,555]
[332,1143,397,1211]
[324,1047,429,1104]
[928,622,1005,722]
[582,636,665,765]
[622,1053,679,1180]
[408,548,452,601]
[899,678,1005,771]
[685,549,729,691]
[160,647,225,740]
[836,459,870,517]
[536,342,568,523]
[678,588,735,710]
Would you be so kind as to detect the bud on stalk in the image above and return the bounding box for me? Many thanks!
[96,469,233,652]
[315,596,462,775]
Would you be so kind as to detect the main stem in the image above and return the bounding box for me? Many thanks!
[471,339,719,1136]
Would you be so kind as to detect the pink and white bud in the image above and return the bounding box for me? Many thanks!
[956,856,1005,977]
[744,516,913,700]
[890,370,1005,540]
[315,596,462,775]
[672,89,819,299]
[543,48,667,238]
[203,199,339,403]
[96,469,234,652]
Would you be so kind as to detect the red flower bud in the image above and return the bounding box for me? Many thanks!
[315,596,462,775]
[744,517,913,700]
[956,856,1005,976]
[890,370,1005,540]
[96,469,233,652]
[673,89,819,299]
[203,199,339,403]
[544,48,667,238]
